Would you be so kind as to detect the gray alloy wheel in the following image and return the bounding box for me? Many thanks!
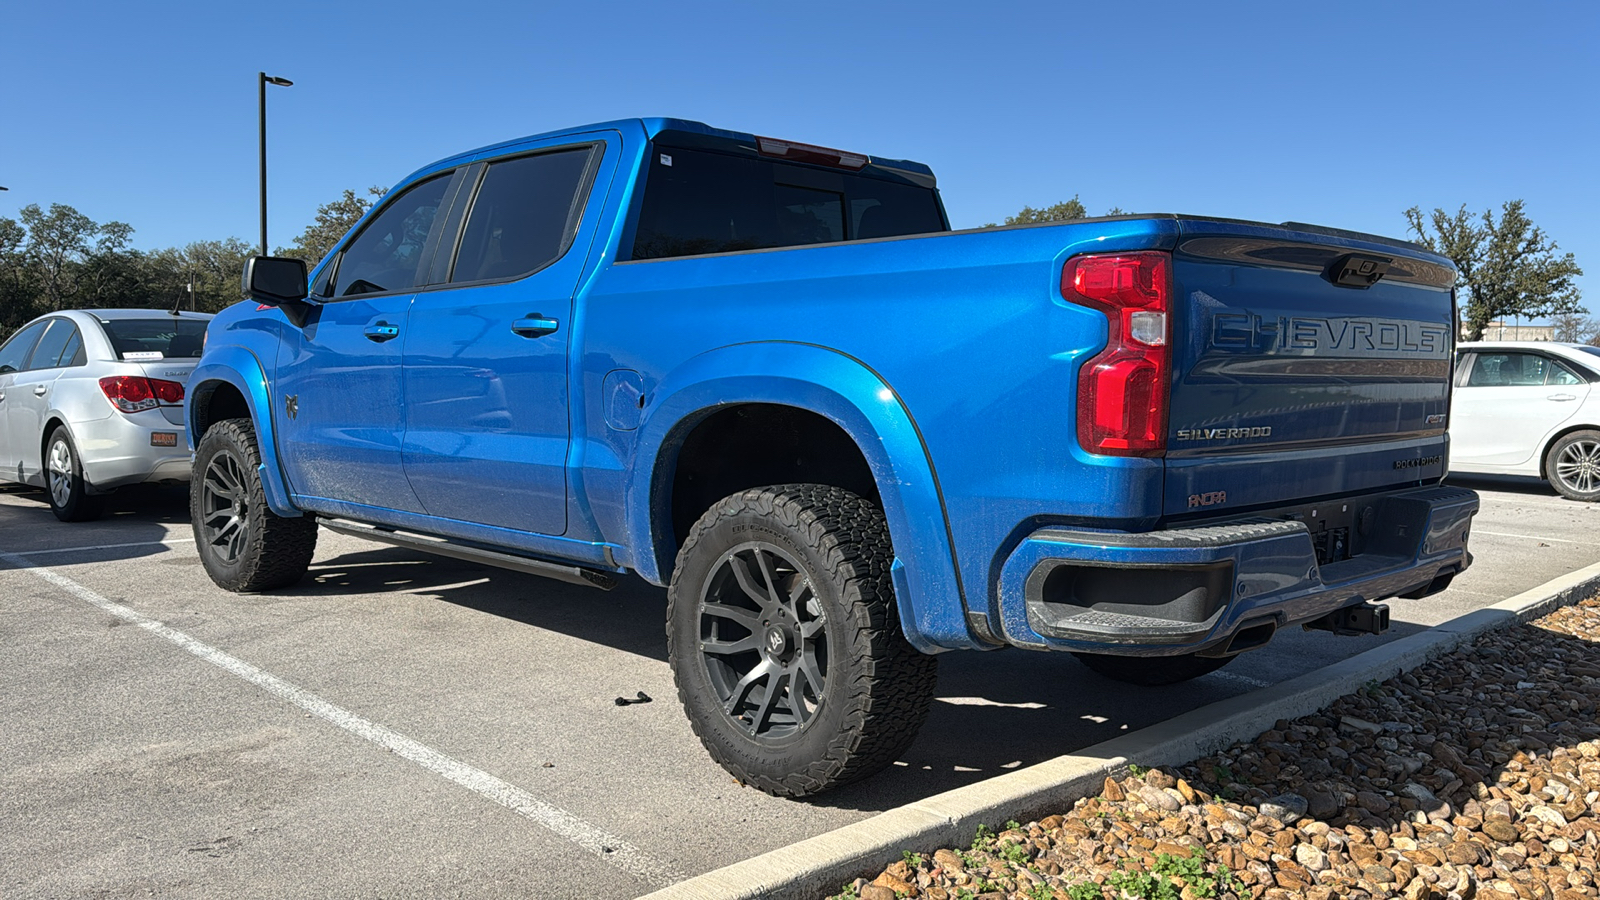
[44,427,104,522]
[1547,429,1600,501]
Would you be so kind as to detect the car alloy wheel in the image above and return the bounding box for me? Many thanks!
[198,445,252,564]
[699,542,828,739]
[47,437,74,509]
[1555,436,1600,496]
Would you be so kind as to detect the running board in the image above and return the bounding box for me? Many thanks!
[318,519,617,590]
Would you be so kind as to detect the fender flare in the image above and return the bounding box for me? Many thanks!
[625,341,979,652]
[187,345,301,518]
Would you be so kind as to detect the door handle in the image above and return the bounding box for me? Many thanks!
[511,315,559,338]
[34,384,48,396]
[364,322,400,342]
[1547,394,1578,402]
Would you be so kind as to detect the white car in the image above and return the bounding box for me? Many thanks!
[1451,341,1600,501]
[0,309,213,521]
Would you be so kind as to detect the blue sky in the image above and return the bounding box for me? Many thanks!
[3,1,1596,315]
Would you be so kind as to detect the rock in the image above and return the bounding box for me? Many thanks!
[1365,863,1399,884]
[1176,778,1197,804]
[1525,806,1566,828]
[1483,819,1519,842]
[1139,784,1181,812]
[1102,777,1125,802]
[870,871,916,896]
[859,886,898,900]
[932,849,964,872]
[1296,843,1330,872]
[1307,788,1342,819]
[1357,791,1393,813]
[1260,793,1309,825]
[1144,768,1176,789]
[1342,716,1385,734]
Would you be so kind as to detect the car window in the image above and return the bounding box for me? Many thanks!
[631,146,947,260]
[25,319,77,370]
[98,319,209,359]
[58,328,86,367]
[1465,352,1551,387]
[1549,362,1585,386]
[449,148,594,284]
[0,320,49,374]
[333,173,453,297]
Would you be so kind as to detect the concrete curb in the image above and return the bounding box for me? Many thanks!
[641,561,1600,900]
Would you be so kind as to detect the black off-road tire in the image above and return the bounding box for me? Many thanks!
[1073,651,1232,686]
[192,418,318,592]
[666,484,939,797]
[44,426,105,522]
[1545,429,1600,502]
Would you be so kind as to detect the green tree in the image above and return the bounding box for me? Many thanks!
[143,238,257,313]
[984,196,1129,228]
[19,203,98,310]
[281,186,387,266]
[1404,201,1584,341]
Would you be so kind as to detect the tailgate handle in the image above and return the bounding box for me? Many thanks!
[1325,253,1392,289]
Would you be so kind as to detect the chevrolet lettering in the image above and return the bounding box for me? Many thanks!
[1176,426,1273,441]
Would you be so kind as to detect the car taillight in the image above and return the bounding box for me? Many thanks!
[99,376,185,413]
[1063,252,1171,456]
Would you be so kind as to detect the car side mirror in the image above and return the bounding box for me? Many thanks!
[242,256,309,306]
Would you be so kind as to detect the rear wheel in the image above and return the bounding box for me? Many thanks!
[1546,429,1600,502]
[1073,651,1232,686]
[192,418,318,591]
[667,484,938,796]
[44,427,105,522]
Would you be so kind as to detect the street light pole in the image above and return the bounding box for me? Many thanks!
[258,72,293,256]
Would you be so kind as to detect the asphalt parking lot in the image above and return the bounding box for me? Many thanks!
[2,475,1596,899]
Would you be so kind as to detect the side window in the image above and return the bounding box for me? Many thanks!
[1550,361,1585,386]
[26,319,77,370]
[1466,352,1547,387]
[450,147,594,284]
[332,173,453,298]
[0,320,49,374]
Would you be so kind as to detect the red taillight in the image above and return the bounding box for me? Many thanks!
[99,375,185,413]
[1063,252,1171,456]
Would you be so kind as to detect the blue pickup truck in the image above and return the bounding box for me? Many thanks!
[188,117,1477,795]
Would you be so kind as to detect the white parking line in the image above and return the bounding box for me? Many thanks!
[1474,530,1591,546]
[11,537,196,556]
[0,551,685,889]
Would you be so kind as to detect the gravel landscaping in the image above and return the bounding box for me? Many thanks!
[830,595,1600,900]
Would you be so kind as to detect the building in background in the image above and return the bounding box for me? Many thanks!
[1468,321,1556,341]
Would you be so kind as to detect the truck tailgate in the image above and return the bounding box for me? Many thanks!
[1164,218,1457,518]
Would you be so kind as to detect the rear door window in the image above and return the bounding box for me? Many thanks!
[631,147,945,260]
[0,320,49,374]
[448,147,595,284]
[1465,352,1552,387]
[25,319,77,369]
[98,319,209,360]
[332,173,453,297]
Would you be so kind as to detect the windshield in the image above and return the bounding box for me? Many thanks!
[98,319,208,360]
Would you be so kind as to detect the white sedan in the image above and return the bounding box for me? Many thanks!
[1451,341,1600,500]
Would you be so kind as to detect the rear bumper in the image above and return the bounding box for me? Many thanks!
[994,485,1479,655]
[75,411,191,492]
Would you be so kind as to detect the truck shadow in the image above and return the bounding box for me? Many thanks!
[1446,473,1564,499]
[290,540,1445,812]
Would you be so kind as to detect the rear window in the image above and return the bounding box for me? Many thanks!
[99,319,208,360]
[631,147,945,260]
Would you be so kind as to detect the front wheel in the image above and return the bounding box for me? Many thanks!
[45,427,105,522]
[1546,429,1600,502]
[192,418,318,592]
[667,484,938,797]
[1073,651,1232,686]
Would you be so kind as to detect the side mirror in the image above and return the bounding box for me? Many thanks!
[242,256,309,306]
